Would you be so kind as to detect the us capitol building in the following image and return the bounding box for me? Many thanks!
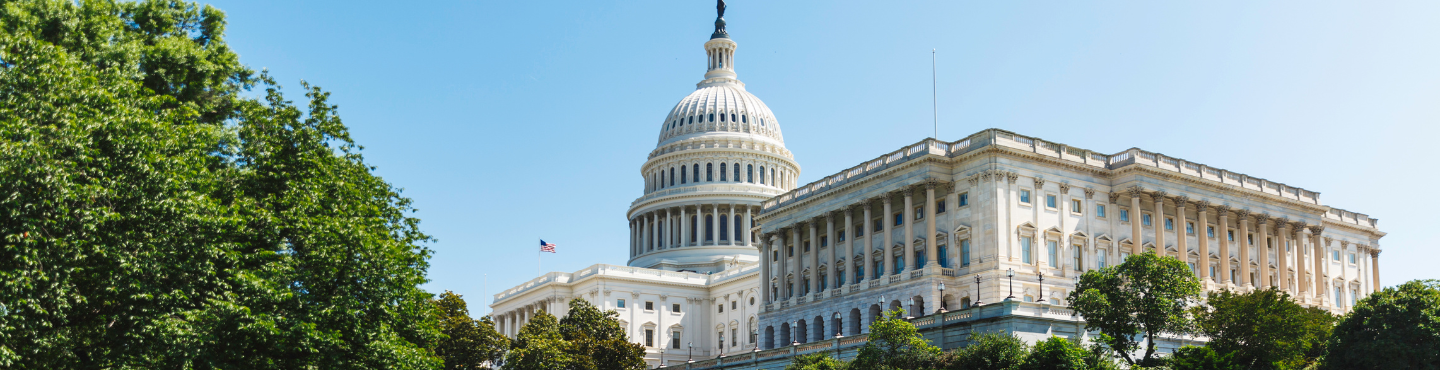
[490,4,1385,368]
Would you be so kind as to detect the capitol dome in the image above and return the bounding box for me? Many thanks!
[626,14,801,273]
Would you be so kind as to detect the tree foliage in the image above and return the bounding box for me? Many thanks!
[1167,346,1241,370]
[1020,336,1088,370]
[433,291,509,369]
[1192,288,1335,369]
[851,308,942,370]
[1067,251,1201,366]
[0,0,439,368]
[558,299,645,370]
[502,312,569,370]
[1321,280,1440,370]
[786,352,848,370]
[940,332,1029,370]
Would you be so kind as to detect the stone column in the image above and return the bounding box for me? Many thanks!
[1216,206,1230,284]
[1371,249,1381,292]
[826,214,837,288]
[883,195,895,277]
[1176,196,1189,263]
[1128,187,1144,256]
[1152,191,1167,255]
[863,200,875,282]
[629,218,636,257]
[844,207,855,285]
[1238,210,1252,287]
[761,234,771,304]
[1295,224,1308,297]
[903,189,915,274]
[642,213,651,253]
[1197,202,1211,282]
[789,226,800,297]
[680,206,689,248]
[662,208,670,249]
[1276,222,1290,292]
[1257,216,1271,289]
[1311,226,1326,303]
[778,229,789,298]
[745,206,753,247]
[925,182,938,267]
[711,204,720,245]
[808,221,818,296]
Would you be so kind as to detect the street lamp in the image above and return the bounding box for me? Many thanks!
[688,342,693,363]
[1038,272,1046,304]
[905,298,915,320]
[834,312,843,338]
[937,282,947,313]
[973,274,984,306]
[1006,268,1016,300]
[791,321,799,346]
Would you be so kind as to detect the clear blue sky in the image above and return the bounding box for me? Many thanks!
[205,0,1439,316]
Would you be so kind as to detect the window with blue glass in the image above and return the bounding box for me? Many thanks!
[960,239,971,266]
[938,244,949,268]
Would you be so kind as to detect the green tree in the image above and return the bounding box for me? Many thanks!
[433,291,510,369]
[558,299,645,370]
[941,332,1029,370]
[0,0,440,368]
[1167,346,1241,370]
[1022,336,1088,370]
[1067,251,1202,366]
[1321,280,1440,370]
[851,308,942,370]
[502,312,571,370]
[786,352,848,370]
[1192,288,1336,369]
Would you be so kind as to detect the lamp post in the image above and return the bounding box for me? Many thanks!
[905,298,915,320]
[688,342,693,363]
[973,274,984,306]
[834,312,843,338]
[1006,268,1016,300]
[1038,272,1046,304]
[937,282,947,313]
[791,321,798,346]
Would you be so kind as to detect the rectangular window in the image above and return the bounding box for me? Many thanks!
[672,332,681,349]
[1143,214,1153,227]
[960,239,971,266]
[646,329,654,347]
[914,206,924,220]
[1072,246,1082,271]
[820,236,828,247]
[1210,265,1217,279]
[1349,253,1356,264]
[732,301,737,310]
[1047,240,1059,268]
[617,299,626,308]
[645,301,654,311]
[855,224,864,237]
[936,200,946,213]
[1021,237,1033,264]
[1228,230,1235,241]
[718,304,724,313]
[1096,204,1107,218]
[1071,199,1082,214]
[804,241,810,253]
[1186,222,1195,235]
[959,192,969,206]
[1098,253,1108,268]
[893,213,903,226]
[1119,209,1129,222]
[1164,217,1173,230]
[1020,189,1032,204]
[1046,194,1057,208]
[873,219,882,232]
[788,246,793,257]
[673,303,681,312]
[1335,287,1343,307]
[1207,226,1216,238]
[1333,250,1340,261]
[838,229,846,242]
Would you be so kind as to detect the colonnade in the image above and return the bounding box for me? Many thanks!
[492,298,558,338]
[630,204,761,258]
[1120,187,1380,306]
[760,181,954,305]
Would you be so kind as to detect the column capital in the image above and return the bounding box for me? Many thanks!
[924,181,937,191]
[1215,204,1231,215]
[1275,217,1291,230]
[1108,192,1120,203]
[1255,214,1271,225]
[1371,249,1381,257]
[1309,225,1325,235]
[1084,187,1096,199]
[1126,185,1146,198]
[1175,195,1190,208]
[1195,200,1211,213]
[1235,209,1251,220]
[1005,171,1019,183]
[1291,221,1308,233]
[1058,182,1072,194]
[1150,190,1168,203]
[1033,176,1046,189]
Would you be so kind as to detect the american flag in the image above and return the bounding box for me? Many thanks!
[540,240,557,253]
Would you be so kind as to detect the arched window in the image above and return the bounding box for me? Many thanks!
[709,113,715,122]
[734,215,743,242]
[689,116,694,124]
[720,163,727,181]
[771,168,776,186]
[733,163,740,182]
[742,115,747,123]
[693,164,700,182]
[690,216,698,242]
[669,167,675,187]
[705,215,714,241]
[720,112,726,121]
[681,168,687,184]
[719,216,729,241]
[759,166,766,184]
[706,164,713,181]
[747,165,754,183]
[731,113,737,122]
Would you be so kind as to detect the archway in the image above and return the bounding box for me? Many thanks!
[795,319,808,344]
[912,295,926,317]
[848,308,862,335]
[813,316,825,341]
[764,326,775,349]
[779,322,790,346]
[868,304,882,330]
